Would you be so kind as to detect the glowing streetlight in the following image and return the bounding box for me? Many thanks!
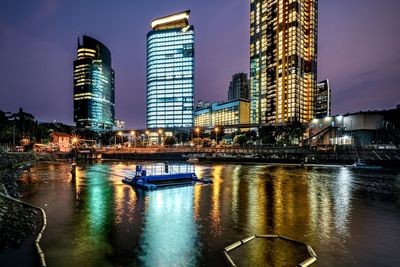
[214,127,220,144]
[158,129,164,146]
[130,131,136,147]
[195,127,200,138]
[145,130,150,147]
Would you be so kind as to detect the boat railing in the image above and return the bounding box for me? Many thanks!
[140,164,195,176]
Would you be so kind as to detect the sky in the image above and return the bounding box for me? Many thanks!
[0,0,399,128]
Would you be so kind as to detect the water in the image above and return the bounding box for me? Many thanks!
[17,161,400,266]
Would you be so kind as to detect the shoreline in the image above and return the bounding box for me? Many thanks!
[0,152,46,267]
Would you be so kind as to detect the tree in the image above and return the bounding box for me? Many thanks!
[163,136,176,146]
[202,138,212,147]
[233,134,248,147]
[259,125,276,144]
[192,138,202,146]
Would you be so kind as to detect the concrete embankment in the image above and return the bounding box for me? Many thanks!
[0,152,46,266]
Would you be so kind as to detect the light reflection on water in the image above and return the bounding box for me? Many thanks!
[18,161,400,267]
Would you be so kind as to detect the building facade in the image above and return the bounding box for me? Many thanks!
[73,36,115,131]
[315,80,331,118]
[228,73,250,101]
[146,10,195,129]
[194,99,250,132]
[250,0,318,125]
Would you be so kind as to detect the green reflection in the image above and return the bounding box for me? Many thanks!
[138,187,199,266]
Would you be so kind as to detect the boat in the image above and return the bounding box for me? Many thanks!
[351,160,383,170]
[122,164,212,190]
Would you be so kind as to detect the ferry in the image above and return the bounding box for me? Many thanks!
[122,164,212,190]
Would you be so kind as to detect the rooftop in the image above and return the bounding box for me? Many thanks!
[151,10,190,30]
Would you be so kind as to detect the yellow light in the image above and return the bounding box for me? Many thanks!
[195,127,200,133]
[72,138,78,144]
[118,131,123,136]
[145,130,150,135]
[131,131,136,135]
[151,11,190,29]
[215,127,219,133]
[158,129,163,134]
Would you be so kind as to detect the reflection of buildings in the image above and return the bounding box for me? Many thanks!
[194,99,250,133]
[138,187,198,266]
[315,80,331,119]
[146,10,195,129]
[73,36,115,131]
[250,0,318,124]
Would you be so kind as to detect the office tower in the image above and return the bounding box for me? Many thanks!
[250,0,318,124]
[73,35,115,131]
[315,80,331,118]
[146,10,195,129]
[228,73,250,101]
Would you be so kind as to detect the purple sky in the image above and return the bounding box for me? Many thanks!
[0,0,399,128]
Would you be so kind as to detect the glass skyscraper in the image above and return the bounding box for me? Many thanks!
[250,0,318,124]
[146,10,195,129]
[73,35,115,131]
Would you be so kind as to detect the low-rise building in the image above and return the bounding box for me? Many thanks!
[194,99,250,133]
[50,132,71,152]
[306,112,385,146]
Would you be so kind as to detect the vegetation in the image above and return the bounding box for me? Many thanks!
[163,136,176,146]
[233,134,248,146]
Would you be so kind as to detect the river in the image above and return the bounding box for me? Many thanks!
[17,161,400,266]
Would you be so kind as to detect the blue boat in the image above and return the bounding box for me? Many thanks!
[122,164,212,190]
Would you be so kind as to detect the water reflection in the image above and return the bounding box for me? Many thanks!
[17,162,400,267]
[137,187,199,266]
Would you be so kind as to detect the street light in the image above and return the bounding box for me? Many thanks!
[130,131,136,147]
[145,130,150,146]
[195,127,200,138]
[158,129,164,146]
[214,127,219,144]
[118,131,123,146]
[71,136,79,162]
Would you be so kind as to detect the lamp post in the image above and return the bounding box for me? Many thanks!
[72,137,78,162]
[145,130,150,147]
[214,127,219,144]
[131,131,136,147]
[158,129,163,146]
[118,131,123,146]
[195,127,200,138]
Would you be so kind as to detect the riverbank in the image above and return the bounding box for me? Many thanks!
[0,152,46,266]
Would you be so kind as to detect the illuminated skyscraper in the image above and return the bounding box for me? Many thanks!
[250,0,318,124]
[146,10,195,129]
[73,35,115,131]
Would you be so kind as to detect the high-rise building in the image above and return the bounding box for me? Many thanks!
[146,10,195,129]
[250,0,318,124]
[228,73,250,101]
[315,80,331,118]
[73,35,115,131]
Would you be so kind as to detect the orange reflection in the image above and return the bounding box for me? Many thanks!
[210,164,222,235]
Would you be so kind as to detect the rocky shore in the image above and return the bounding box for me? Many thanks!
[0,152,41,252]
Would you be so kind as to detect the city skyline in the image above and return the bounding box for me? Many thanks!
[1,0,400,128]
